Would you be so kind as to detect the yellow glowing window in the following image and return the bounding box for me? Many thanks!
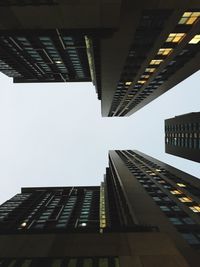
[179,197,192,202]
[150,59,163,65]
[179,12,200,25]
[166,33,185,43]
[189,206,200,213]
[125,81,132,85]
[177,183,186,187]
[138,80,146,84]
[141,75,150,79]
[189,35,200,44]
[170,190,182,195]
[145,68,156,73]
[157,48,173,56]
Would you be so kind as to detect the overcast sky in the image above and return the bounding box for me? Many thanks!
[0,71,199,204]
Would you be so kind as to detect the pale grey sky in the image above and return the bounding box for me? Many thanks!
[0,71,199,204]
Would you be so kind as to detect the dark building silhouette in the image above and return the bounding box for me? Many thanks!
[0,1,200,115]
[1,150,200,266]
[165,112,200,163]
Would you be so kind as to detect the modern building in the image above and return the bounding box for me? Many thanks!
[109,150,200,266]
[165,112,200,163]
[0,1,200,116]
[1,150,200,266]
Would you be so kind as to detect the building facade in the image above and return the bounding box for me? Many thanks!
[0,185,188,267]
[0,1,200,116]
[165,112,200,163]
[102,1,200,116]
[109,150,200,266]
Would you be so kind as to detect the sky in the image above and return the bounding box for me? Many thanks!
[0,71,199,204]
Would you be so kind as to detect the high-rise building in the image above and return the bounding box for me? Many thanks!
[109,150,200,266]
[165,112,200,163]
[0,185,188,267]
[1,150,200,266]
[101,1,200,116]
[0,1,200,116]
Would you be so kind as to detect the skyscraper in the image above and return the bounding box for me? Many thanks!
[1,150,200,266]
[109,150,200,266]
[0,1,200,116]
[0,185,188,267]
[165,112,200,163]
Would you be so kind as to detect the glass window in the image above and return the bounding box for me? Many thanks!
[171,206,181,211]
[179,12,200,25]
[181,233,200,245]
[99,258,109,267]
[7,260,17,267]
[189,35,200,44]
[166,33,185,43]
[149,59,163,65]
[68,259,77,267]
[179,197,192,203]
[177,183,186,188]
[160,205,170,211]
[169,217,183,225]
[170,190,182,195]
[83,258,93,267]
[182,217,196,225]
[52,259,62,267]
[157,48,173,56]
[189,206,200,213]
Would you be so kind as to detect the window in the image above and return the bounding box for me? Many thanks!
[166,33,185,43]
[182,217,196,225]
[68,259,77,267]
[177,183,186,188]
[125,81,132,85]
[137,80,146,84]
[150,59,163,65]
[83,258,93,267]
[189,206,200,213]
[160,205,170,211]
[152,196,161,201]
[170,190,182,195]
[169,217,182,225]
[171,206,181,211]
[181,233,200,245]
[179,197,192,203]
[141,75,150,79]
[145,68,156,73]
[99,258,109,267]
[179,12,200,25]
[189,35,200,44]
[157,48,173,56]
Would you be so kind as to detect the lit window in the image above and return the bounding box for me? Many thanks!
[157,48,173,56]
[141,75,150,79]
[166,33,185,43]
[179,197,192,203]
[189,35,200,44]
[150,60,163,65]
[125,81,132,85]
[179,12,200,25]
[189,206,200,213]
[145,68,156,73]
[177,183,186,187]
[137,80,146,84]
[170,190,182,195]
